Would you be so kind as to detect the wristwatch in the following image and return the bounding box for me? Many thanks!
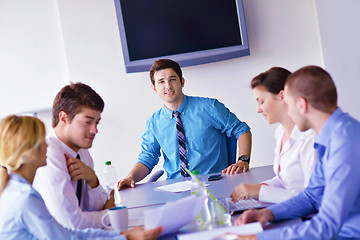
[238,155,250,163]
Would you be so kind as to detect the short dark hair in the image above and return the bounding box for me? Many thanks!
[52,83,104,127]
[251,67,292,94]
[285,66,337,113]
[149,59,183,85]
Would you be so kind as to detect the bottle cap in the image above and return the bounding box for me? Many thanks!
[191,170,199,175]
[105,161,111,165]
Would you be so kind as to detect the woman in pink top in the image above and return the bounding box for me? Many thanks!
[231,67,317,203]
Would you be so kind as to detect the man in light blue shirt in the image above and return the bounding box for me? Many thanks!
[233,66,360,239]
[118,59,251,187]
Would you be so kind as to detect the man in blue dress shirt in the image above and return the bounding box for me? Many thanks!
[118,59,252,188]
[233,66,360,239]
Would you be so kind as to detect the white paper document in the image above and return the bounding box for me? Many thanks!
[156,181,209,193]
[155,181,194,192]
[177,222,263,240]
[144,195,206,236]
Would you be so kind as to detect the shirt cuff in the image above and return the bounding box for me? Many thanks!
[259,185,294,204]
[261,176,283,188]
[267,203,289,221]
[88,184,108,200]
[88,184,108,211]
[89,183,106,193]
[234,124,251,139]
[257,228,282,240]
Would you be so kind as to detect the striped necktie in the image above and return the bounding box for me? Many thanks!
[76,154,82,205]
[173,111,189,177]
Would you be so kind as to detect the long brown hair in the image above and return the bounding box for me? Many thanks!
[251,67,291,94]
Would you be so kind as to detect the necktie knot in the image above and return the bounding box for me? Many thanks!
[173,111,180,118]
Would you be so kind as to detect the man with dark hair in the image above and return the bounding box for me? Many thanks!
[232,66,360,240]
[33,83,114,229]
[118,59,252,189]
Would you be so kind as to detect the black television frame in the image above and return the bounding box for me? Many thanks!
[114,0,250,73]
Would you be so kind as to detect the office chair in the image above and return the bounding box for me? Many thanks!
[146,169,164,182]
[226,136,237,165]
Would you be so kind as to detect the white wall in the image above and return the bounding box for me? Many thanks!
[1,0,328,182]
[0,0,68,115]
[315,0,360,119]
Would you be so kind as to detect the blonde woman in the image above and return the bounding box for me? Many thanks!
[0,115,162,240]
[231,67,318,203]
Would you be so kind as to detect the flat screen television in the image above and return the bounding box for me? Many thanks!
[114,0,250,73]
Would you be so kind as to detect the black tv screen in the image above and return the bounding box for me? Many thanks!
[114,0,249,73]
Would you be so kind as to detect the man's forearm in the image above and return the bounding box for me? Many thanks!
[127,162,151,182]
[238,130,252,157]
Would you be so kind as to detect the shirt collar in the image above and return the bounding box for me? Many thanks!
[177,94,188,113]
[162,94,189,118]
[50,130,79,159]
[9,172,30,185]
[275,124,303,145]
[289,125,309,143]
[315,107,343,147]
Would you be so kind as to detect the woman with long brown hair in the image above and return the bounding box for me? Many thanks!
[231,67,318,204]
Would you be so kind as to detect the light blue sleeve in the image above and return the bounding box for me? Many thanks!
[22,192,125,240]
[137,118,161,171]
[258,134,360,239]
[206,98,250,139]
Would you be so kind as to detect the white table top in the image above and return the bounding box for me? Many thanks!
[119,165,275,209]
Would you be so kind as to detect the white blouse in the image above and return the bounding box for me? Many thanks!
[259,125,318,203]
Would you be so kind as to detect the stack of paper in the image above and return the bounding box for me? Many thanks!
[144,195,206,236]
[155,181,195,192]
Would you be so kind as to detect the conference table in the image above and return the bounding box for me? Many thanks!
[118,165,297,239]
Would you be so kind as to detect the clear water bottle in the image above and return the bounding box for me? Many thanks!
[103,161,121,206]
[190,171,212,230]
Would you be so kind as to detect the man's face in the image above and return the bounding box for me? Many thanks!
[284,86,310,131]
[62,107,101,152]
[152,68,184,110]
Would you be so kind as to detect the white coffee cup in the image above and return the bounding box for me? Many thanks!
[101,206,128,232]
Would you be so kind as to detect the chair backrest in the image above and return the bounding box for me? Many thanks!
[226,136,237,165]
[147,169,164,182]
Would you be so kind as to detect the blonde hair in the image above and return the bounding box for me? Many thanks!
[0,115,46,195]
